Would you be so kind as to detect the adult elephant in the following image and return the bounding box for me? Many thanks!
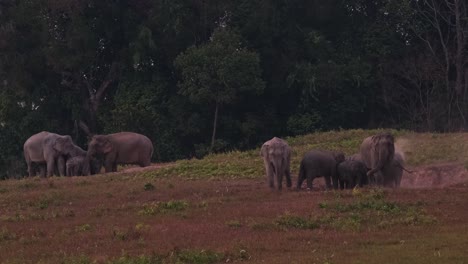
[23,131,77,177]
[260,137,292,190]
[360,132,395,186]
[84,132,153,173]
[382,151,410,188]
[296,150,345,190]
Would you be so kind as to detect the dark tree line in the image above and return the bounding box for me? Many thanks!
[1,0,467,178]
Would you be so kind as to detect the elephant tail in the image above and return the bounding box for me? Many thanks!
[397,163,414,173]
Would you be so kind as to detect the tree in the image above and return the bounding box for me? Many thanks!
[175,28,265,151]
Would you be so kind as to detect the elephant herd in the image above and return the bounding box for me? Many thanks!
[23,131,153,177]
[261,133,410,191]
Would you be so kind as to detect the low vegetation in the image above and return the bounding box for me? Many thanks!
[0,130,467,263]
[140,129,468,180]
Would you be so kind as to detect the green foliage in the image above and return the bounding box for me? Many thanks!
[138,200,189,216]
[174,250,224,264]
[275,213,319,230]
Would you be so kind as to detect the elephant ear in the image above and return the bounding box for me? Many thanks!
[101,138,114,154]
[260,144,268,158]
[53,135,72,153]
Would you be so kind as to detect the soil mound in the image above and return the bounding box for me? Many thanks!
[401,163,468,188]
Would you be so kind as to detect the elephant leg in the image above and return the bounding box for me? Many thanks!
[276,173,283,191]
[285,168,292,188]
[46,159,56,177]
[324,175,333,190]
[26,161,34,177]
[66,166,72,177]
[339,179,344,190]
[104,160,114,173]
[266,163,275,189]
[38,164,46,178]
[57,156,66,176]
[112,163,117,172]
[306,172,314,190]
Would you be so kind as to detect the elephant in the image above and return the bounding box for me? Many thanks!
[296,150,345,190]
[66,155,86,176]
[84,132,153,173]
[23,131,78,177]
[260,137,292,190]
[381,151,409,188]
[337,159,368,189]
[360,132,395,186]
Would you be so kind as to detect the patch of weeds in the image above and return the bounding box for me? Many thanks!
[18,182,38,190]
[0,228,17,241]
[247,219,276,231]
[318,189,436,230]
[91,206,111,217]
[275,213,319,230]
[76,180,91,186]
[319,202,328,209]
[75,224,92,232]
[37,199,49,210]
[48,180,56,189]
[62,255,91,264]
[112,227,129,241]
[197,201,208,209]
[143,183,155,191]
[138,200,189,216]
[225,220,242,228]
[1,213,27,222]
[0,188,7,194]
[174,249,224,264]
[65,209,75,217]
[135,223,150,232]
[109,254,163,264]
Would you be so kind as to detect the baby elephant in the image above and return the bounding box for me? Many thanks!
[297,150,345,190]
[66,156,87,176]
[337,160,368,189]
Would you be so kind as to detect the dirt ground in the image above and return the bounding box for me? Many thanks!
[0,163,468,263]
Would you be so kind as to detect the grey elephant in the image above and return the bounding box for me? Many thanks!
[260,137,292,190]
[66,155,86,176]
[381,151,410,188]
[23,131,77,177]
[64,144,101,176]
[337,159,368,189]
[296,150,345,190]
[360,132,395,186]
[84,132,153,173]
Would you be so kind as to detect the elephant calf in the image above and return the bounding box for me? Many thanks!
[66,156,86,176]
[297,150,345,190]
[337,160,368,189]
[260,137,292,190]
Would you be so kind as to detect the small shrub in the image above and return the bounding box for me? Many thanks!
[75,224,92,232]
[226,220,242,228]
[143,183,155,191]
[0,228,16,241]
[275,213,319,230]
[138,200,189,216]
[175,250,224,264]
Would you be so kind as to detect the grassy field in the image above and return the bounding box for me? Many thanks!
[0,129,467,263]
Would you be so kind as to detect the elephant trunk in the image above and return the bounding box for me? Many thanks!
[367,141,395,177]
[82,153,92,176]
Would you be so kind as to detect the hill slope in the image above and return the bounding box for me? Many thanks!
[0,130,467,263]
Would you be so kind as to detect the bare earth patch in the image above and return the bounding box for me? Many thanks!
[0,162,467,263]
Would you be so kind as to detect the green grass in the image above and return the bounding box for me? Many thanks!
[138,200,189,216]
[139,129,468,180]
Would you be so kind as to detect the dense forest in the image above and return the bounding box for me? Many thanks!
[0,0,467,178]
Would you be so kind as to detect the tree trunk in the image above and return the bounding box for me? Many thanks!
[210,101,219,152]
